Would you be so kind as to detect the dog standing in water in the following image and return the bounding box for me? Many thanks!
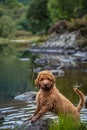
[28,70,84,123]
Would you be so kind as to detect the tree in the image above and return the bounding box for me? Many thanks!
[80,0,87,16]
[0,7,5,17]
[0,16,15,37]
[47,0,87,23]
[0,0,5,3]
[26,0,50,34]
[19,0,31,5]
[4,0,22,8]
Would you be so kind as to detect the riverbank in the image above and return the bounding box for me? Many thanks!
[0,35,47,55]
[0,35,47,45]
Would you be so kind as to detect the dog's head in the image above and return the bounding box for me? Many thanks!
[35,70,55,91]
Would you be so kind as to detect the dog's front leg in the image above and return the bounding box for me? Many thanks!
[31,106,49,123]
[27,104,40,121]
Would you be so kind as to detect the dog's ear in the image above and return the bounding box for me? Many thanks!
[51,75,56,87]
[35,78,38,86]
[51,75,55,84]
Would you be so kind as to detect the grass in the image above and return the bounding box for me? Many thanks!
[11,35,47,51]
[49,114,87,130]
[0,35,47,46]
[0,35,47,58]
[0,38,9,44]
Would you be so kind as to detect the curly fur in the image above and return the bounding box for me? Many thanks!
[28,70,85,123]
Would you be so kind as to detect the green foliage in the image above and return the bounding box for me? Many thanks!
[16,18,29,31]
[49,114,87,130]
[0,1,28,38]
[4,0,22,8]
[78,0,87,17]
[47,0,87,23]
[0,16,15,37]
[0,0,87,38]
[26,0,51,34]
[19,0,31,5]
[9,30,32,39]
[0,7,5,17]
[67,16,87,35]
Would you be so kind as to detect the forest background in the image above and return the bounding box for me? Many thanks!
[0,0,87,38]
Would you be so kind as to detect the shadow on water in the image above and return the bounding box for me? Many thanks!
[0,50,87,129]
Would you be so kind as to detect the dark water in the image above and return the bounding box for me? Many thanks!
[0,52,87,129]
[0,54,37,104]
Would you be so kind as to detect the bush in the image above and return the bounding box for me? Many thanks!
[0,7,5,17]
[9,30,32,39]
[0,16,15,37]
[67,17,87,32]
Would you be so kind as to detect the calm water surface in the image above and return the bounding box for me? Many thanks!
[0,52,87,129]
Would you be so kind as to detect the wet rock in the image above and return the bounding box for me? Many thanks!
[0,111,4,123]
[34,64,64,77]
[64,48,76,54]
[34,67,42,73]
[14,91,36,101]
[17,118,51,130]
[43,64,61,70]
[50,69,65,77]
[81,58,87,62]
[73,51,87,58]
[34,67,64,77]
[42,31,78,48]
[34,58,48,66]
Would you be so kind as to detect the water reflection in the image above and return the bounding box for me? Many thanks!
[0,55,36,104]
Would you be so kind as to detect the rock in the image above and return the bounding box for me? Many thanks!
[50,69,65,77]
[64,47,76,54]
[48,20,67,35]
[42,31,79,49]
[34,64,64,77]
[16,118,52,130]
[34,67,42,73]
[73,51,87,58]
[0,111,4,123]
[34,58,48,66]
[81,58,87,62]
[14,91,37,102]
[43,64,61,70]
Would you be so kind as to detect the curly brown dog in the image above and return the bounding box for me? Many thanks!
[29,70,84,123]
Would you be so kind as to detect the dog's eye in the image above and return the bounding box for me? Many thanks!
[40,78,44,81]
[47,78,51,81]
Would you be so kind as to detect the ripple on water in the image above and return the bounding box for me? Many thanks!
[0,100,87,130]
[80,108,87,123]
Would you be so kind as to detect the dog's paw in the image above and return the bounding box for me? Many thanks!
[31,117,37,123]
[25,116,33,122]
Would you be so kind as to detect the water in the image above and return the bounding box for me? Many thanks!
[0,52,87,129]
[0,55,36,104]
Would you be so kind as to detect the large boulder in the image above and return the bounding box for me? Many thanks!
[16,118,52,130]
[14,91,37,102]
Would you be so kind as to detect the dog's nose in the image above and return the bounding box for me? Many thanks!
[44,84,47,87]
